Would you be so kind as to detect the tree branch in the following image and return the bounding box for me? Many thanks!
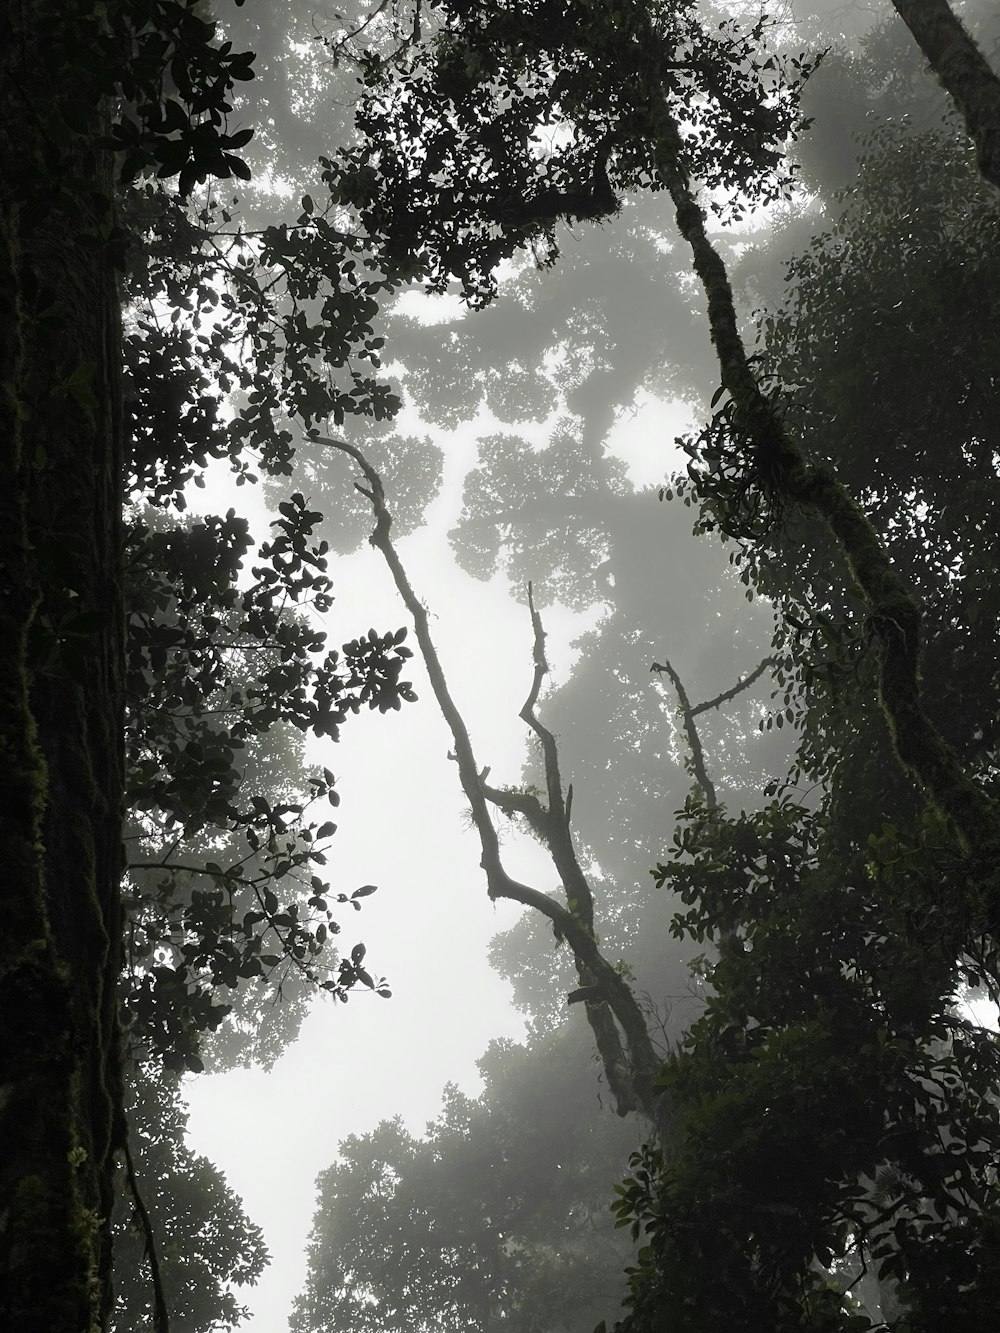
[891,0,1000,192]
[320,436,660,1118]
[650,654,775,810]
[651,658,717,810]
[688,657,775,718]
[637,55,996,867]
[122,1131,170,1333]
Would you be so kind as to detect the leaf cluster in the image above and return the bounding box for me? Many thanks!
[106,3,432,1078]
[121,499,410,1068]
[105,0,257,197]
[596,782,1000,1333]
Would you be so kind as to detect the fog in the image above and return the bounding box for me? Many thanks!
[123,1,1000,1330]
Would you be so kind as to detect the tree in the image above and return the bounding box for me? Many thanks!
[3,5,156,1322]
[293,1,1000,1328]
[2,3,419,1325]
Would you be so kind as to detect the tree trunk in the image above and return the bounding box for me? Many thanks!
[0,2,125,1328]
[892,0,1000,191]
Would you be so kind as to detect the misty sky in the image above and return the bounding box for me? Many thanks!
[182,376,686,1328]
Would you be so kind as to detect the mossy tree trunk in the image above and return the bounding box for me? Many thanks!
[0,2,125,1328]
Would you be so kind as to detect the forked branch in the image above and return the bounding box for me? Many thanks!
[651,655,775,812]
[319,435,659,1118]
[651,658,718,811]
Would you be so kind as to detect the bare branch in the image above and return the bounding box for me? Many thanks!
[320,437,548,908]
[321,436,661,1118]
[651,658,717,810]
[651,653,775,810]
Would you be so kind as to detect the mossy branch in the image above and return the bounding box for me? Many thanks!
[641,80,995,864]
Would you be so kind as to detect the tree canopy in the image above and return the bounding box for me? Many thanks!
[5,1,1000,1330]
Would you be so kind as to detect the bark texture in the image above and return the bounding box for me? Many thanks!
[893,0,1000,191]
[0,2,125,1328]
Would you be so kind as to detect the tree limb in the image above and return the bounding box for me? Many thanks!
[651,658,717,810]
[891,0,1000,193]
[320,436,660,1118]
[688,657,775,718]
[122,1130,170,1333]
[650,654,776,810]
[635,46,996,868]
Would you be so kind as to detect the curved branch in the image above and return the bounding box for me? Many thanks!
[318,437,540,904]
[638,59,996,864]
